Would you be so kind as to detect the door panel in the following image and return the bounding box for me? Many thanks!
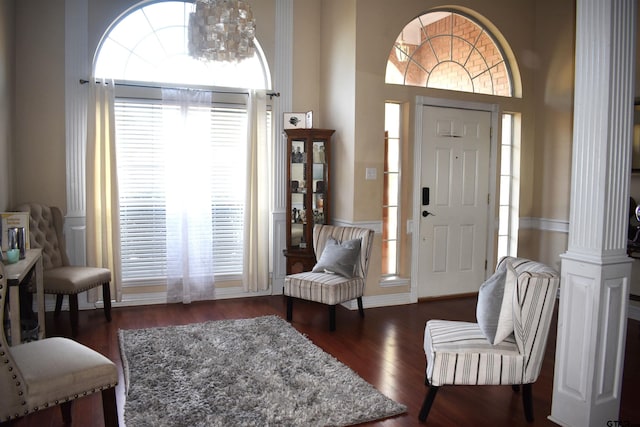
[418,106,492,298]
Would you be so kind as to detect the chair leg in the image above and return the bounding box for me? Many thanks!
[69,294,79,336]
[329,305,336,331]
[60,401,72,424]
[357,297,364,318]
[418,385,439,422]
[102,282,112,322]
[102,387,119,427]
[522,383,534,422]
[424,362,430,386]
[286,296,293,321]
[54,294,64,317]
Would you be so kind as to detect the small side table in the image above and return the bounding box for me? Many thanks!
[4,248,45,344]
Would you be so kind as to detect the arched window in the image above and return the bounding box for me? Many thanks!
[94,0,270,89]
[93,1,272,289]
[385,11,512,96]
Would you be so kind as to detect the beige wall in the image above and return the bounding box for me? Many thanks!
[14,0,66,210]
[7,0,640,297]
[0,0,14,212]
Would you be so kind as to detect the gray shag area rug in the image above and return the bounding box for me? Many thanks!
[118,315,406,426]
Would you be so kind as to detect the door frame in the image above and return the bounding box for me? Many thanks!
[411,96,500,302]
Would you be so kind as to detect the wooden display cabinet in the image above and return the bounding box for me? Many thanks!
[283,128,334,274]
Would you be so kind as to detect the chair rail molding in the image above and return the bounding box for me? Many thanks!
[519,217,569,233]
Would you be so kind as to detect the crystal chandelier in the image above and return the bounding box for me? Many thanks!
[188,0,256,62]
[394,31,410,62]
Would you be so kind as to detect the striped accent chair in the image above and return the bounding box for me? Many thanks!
[284,225,374,331]
[419,257,559,423]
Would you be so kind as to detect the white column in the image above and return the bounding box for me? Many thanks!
[271,0,293,294]
[550,1,636,426]
[64,0,89,266]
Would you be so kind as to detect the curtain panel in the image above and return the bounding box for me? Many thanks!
[243,90,270,292]
[86,80,123,303]
[162,88,216,303]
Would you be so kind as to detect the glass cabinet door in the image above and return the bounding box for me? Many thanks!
[311,140,327,227]
[290,139,306,248]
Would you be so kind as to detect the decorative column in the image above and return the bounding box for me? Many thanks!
[271,0,293,294]
[64,0,90,266]
[550,1,636,426]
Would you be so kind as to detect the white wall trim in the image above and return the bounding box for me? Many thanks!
[331,218,382,234]
[341,292,413,310]
[628,302,640,321]
[520,216,570,233]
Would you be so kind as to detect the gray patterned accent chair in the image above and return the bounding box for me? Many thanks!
[0,263,119,426]
[419,257,559,423]
[284,224,375,331]
[15,203,112,337]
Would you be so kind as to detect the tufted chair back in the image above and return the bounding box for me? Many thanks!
[14,203,69,270]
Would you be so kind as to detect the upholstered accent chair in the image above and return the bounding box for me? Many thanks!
[284,224,374,331]
[419,257,559,423]
[15,203,112,336]
[0,264,119,426]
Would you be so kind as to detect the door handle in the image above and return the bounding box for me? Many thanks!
[422,210,435,217]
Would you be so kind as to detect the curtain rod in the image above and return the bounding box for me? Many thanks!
[79,79,280,99]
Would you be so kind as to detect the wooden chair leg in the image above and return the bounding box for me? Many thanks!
[522,383,534,422]
[357,297,364,317]
[102,387,119,427]
[69,294,79,336]
[418,385,439,422]
[102,282,112,322]
[286,296,293,321]
[329,305,336,331]
[54,294,64,317]
[60,401,72,424]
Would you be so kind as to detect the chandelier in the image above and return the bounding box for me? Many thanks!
[188,0,256,62]
[394,31,410,62]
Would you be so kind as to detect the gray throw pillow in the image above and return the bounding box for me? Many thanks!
[476,261,508,343]
[312,237,361,278]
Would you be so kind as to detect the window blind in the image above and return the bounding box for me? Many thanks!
[114,98,248,287]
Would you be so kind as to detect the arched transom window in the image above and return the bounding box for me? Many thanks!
[94,0,270,89]
[385,11,512,96]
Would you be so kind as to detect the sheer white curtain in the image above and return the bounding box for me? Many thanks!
[243,90,270,292]
[163,88,216,303]
[86,80,123,303]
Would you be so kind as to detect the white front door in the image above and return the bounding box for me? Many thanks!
[417,105,492,298]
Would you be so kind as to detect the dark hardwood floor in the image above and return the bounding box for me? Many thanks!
[10,295,640,427]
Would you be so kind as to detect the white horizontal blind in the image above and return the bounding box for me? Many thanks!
[114,98,248,287]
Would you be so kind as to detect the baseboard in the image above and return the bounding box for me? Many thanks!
[417,292,477,303]
[628,301,640,321]
[341,292,414,310]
